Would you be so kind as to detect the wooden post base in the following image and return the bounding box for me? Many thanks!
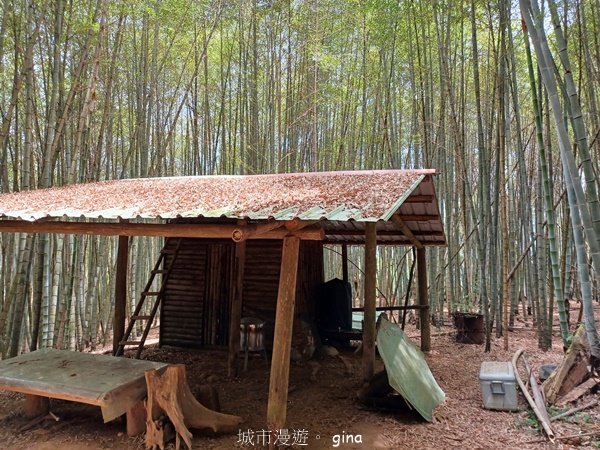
[24,394,49,419]
[126,401,147,436]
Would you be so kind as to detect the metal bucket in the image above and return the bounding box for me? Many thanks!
[453,312,485,345]
[240,317,265,352]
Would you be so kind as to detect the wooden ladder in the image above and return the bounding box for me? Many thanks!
[115,237,183,358]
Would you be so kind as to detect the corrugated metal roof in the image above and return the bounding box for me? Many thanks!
[0,170,445,245]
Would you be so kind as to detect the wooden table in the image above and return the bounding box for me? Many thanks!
[0,348,167,434]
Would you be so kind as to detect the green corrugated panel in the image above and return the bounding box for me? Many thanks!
[326,206,364,221]
[376,318,445,422]
[176,208,208,218]
[195,206,235,218]
[90,207,140,219]
[157,211,181,219]
[298,206,328,220]
[324,205,351,220]
[271,206,300,220]
[245,210,272,220]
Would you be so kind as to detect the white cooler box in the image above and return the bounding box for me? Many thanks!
[479,361,518,411]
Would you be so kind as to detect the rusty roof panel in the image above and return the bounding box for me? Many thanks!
[0,170,446,245]
[0,170,433,222]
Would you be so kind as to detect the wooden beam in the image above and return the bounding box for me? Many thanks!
[232,221,282,242]
[341,244,349,283]
[417,247,430,352]
[397,214,439,221]
[324,240,446,247]
[352,305,428,312]
[113,235,129,355]
[0,220,324,240]
[362,222,377,382]
[227,240,246,377]
[284,219,318,231]
[390,215,423,249]
[267,236,300,433]
[327,230,443,237]
[404,195,434,203]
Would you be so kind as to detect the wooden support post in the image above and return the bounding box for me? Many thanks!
[341,244,349,283]
[284,219,318,231]
[362,223,377,382]
[228,240,246,378]
[267,236,300,434]
[113,235,129,355]
[24,394,49,419]
[417,247,430,352]
[126,400,146,436]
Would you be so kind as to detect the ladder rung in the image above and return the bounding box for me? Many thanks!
[119,340,142,346]
[131,315,151,320]
[142,291,160,296]
[152,269,168,274]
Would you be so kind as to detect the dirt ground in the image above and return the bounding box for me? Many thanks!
[0,318,598,450]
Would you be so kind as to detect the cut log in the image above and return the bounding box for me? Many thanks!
[556,378,599,406]
[144,365,242,450]
[558,356,589,397]
[542,325,590,404]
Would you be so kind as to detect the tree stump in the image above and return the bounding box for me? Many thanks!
[144,365,242,450]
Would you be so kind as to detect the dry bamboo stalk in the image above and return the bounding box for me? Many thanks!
[550,399,599,422]
[512,349,555,441]
[525,429,600,444]
[523,355,552,426]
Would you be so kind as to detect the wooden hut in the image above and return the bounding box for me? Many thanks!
[0,169,446,431]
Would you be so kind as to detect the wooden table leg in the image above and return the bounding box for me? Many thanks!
[24,394,49,419]
[126,400,147,436]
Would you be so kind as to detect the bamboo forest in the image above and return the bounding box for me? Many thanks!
[0,0,599,448]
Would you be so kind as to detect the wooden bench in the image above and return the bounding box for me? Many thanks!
[0,348,167,435]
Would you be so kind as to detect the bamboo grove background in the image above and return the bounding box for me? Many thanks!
[0,0,599,358]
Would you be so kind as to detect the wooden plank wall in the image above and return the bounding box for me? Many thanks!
[203,243,234,345]
[160,238,210,348]
[242,240,283,323]
[296,240,324,321]
[160,238,324,350]
[242,240,324,349]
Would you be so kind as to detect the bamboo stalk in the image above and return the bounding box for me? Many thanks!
[550,400,599,422]
[525,430,600,444]
[512,348,555,441]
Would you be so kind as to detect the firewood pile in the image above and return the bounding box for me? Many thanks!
[542,326,599,406]
[513,325,599,444]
